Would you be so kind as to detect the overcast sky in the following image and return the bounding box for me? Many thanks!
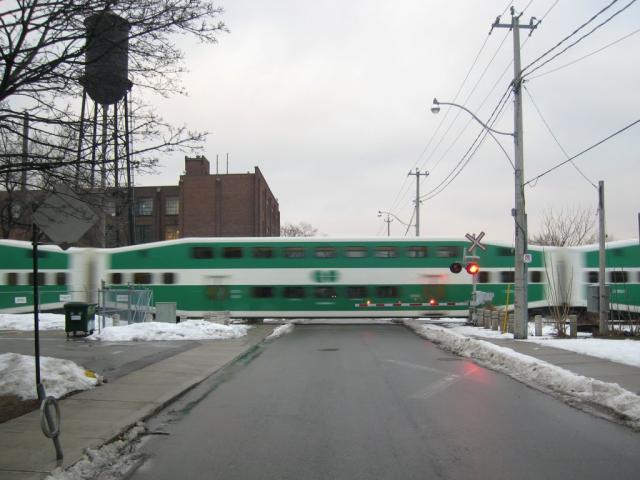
[137,0,639,243]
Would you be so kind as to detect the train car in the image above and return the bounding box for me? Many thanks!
[576,240,640,315]
[99,237,549,319]
[0,239,73,313]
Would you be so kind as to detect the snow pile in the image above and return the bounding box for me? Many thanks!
[405,321,640,430]
[0,313,65,331]
[89,320,250,342]
[0,353,99,400]
[267,322,295,339]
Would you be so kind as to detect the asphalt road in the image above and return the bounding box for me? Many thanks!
[0,330,199,380]
[129,324,640,480]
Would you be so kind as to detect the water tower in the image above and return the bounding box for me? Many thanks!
[76,9,135,246]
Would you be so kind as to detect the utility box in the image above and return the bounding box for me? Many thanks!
[587,285,610,313]
[64,302,96,336]
[156,302,177,323]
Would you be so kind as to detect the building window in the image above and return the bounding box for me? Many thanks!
[610,271,628,283]
[252,286,274,298]
[284,247,305,258]
[165,197,179,215]
[135,225,154,244]
[223,247,243,258]
[347,286,368,298]
[253,247,274,258]
[500,271,515,283]
[111,273,123,285]
[315,247,336,258]
[135,198,153,216]
[374,247,397,258]
[315,286,336,299]
[284,286,306,298]
[345,247,368,258]
[436,246,461,258]
[165,226,180,240]
[407,246,428,258]
[163,272,175,284]
[134,272,152,284]
[376,286,399,298]
[191,247,214,259]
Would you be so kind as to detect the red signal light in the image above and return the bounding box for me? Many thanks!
[465,262,480,275]
[449,262,463,274]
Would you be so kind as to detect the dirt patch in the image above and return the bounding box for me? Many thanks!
[0,395,40,423]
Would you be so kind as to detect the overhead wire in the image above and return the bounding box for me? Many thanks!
[523,84,598,189]
[525,117,640,186]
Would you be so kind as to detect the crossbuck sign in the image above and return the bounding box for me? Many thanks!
[465,231,486,255]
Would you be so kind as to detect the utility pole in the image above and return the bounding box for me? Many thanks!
[381,213,392,236]
[598,181,608,334]
[492,7,538,339]
[407,168,429,236]
[21,112,29,190]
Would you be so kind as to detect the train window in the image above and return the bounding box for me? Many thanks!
[609,271,628,283]
[586,271,598,283]
[314,286,337,299]
[374,247,397,258]
[436,246,461,258]
[111,273,123,285]
[500,271,515,283]
[406,246,427,258]
[345,247,368,258]
[284,286,306,298]
[28,273,46,285]
[56,273,67,286]
[530,271,543,283]
[7,272,18,286]
[314,247,336,258]
[191,247,214,259]
[163,272,175,284]
[223,247,243,258]
[252,286,274,298]
[134,272,152,284]
[347,286,368,298]
[284,247,305,258]
[253,247,274,258]
[376,286,399,298]
[478,271,490,284]
[496,247,514,256]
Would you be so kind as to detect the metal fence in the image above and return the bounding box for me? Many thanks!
[99,286,153,324]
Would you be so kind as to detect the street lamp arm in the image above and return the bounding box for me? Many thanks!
[378,210,412,227]
[431,98,514,137]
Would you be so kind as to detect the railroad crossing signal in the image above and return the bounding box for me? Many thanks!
[465,231,486,255]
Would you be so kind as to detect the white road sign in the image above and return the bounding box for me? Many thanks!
[465,231,486,254]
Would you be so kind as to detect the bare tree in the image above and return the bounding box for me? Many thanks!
[281,222,319,237]
[529,206,597,246]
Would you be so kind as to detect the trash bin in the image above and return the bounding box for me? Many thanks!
[64,302,96,337]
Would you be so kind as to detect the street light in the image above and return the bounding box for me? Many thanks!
[430,97,529,339]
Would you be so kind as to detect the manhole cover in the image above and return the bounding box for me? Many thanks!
[318,348,340,352]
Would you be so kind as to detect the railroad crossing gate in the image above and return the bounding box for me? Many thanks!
[465,231,486,255]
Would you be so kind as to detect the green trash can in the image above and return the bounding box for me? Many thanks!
[64,302,96,337]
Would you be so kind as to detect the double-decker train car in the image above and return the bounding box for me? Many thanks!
[98,237,549,319]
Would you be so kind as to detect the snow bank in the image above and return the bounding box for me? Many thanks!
[89,320,249,342]
[267,322,295,339]
[0,353,98,400]
[0,313,65,331]
[405,321,640,430]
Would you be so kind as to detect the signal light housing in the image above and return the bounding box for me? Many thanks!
[449,262,462,274]
[465,262,480,275]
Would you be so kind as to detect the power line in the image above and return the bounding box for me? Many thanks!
[522,84,597,189]
[523,0,638,78]
[525,117,640,186]
[527,25,640,80]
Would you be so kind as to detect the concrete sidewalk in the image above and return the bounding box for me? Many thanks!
[477,336,640,396]
[0,325,276,480]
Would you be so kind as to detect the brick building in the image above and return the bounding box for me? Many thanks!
[0,156,280,246]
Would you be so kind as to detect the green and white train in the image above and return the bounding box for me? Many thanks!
[1,237,638,320]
